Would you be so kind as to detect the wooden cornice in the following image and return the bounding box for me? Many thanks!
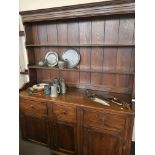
[20,0,135,23]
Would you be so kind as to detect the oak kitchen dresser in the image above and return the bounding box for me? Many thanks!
[19,0,135,155]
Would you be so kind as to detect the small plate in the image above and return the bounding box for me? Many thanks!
[62,49,80,68]
[45,52,58,67]
[32,83,47,91]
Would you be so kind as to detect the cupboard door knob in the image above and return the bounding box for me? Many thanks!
[30,105,34,108]
[61,110,66,115]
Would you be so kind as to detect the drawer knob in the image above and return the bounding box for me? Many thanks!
[99,117,105,122]
[30,105,34,108]
[63,111,66,115]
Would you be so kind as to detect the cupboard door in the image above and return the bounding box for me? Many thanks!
[53,121,76,155]
[83,128,123,155]
[20,112,49,146]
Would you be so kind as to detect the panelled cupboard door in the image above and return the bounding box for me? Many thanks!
[82,128,124,155]
[53,121,76,155]
[20,112,49,146]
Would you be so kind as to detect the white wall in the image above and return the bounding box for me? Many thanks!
[19,0,110,11]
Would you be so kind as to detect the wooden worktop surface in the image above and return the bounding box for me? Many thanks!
[19,87,134,115]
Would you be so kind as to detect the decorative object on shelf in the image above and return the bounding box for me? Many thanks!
[62,49,80,68]
[52,77,60,85]
[27,87,35,95]
[32,83,47,91]
[51,78,61,94]
[92,97,110,106]
[59,78,66,94]
[111,97,123,106]
[28,90,42,96]
[44,84,51,95]
[58,60,67,69]
[27,85,44,95]
[50,84,60,97]
[45,52,58,67]
[38,59,47,66]
[85,90,110,106]
[85,89,131,109]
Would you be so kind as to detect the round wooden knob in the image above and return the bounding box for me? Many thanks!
[30,105,34,108]
[63,111,66,115]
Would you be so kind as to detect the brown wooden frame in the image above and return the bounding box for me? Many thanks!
[20,2,135,154]
[20,0,135,23]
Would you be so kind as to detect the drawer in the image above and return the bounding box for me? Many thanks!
[53,104,76,123]
[83,110,126,131]
[19,99,47,115]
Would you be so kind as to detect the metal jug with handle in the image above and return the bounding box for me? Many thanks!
[50,84,60,97]
[59,78,66,94]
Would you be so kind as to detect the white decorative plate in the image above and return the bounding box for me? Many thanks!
[45,52,58,67]
[62,49,80,68]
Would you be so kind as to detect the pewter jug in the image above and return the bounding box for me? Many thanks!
[60,78,66,94]
[50,84,60,97]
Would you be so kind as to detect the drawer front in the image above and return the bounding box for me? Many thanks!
[53,104,76,123]
[19,99,47,115]
[83,110,126,131]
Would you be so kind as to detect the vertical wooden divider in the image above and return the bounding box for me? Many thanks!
[91,18,104,71]
[116,17,135,89]
[67,20,80,85]
[79,20,91,85]
[47,22,59,81]
[130,47,135,73]
[27,47,37,84]
[118,18,135,44]
[25,24,37,84]
[57,22,69,82]
[91,18,105,87]
[24,23,33,44]
[32,24,41,81]
[104,18,120,44]
[32,24,39,44]
[116,47,132,72]
[37,23,49,82]
[102,18,120,89]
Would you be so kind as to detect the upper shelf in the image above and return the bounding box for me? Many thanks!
[26,44,135,47]
[29,65,135,75]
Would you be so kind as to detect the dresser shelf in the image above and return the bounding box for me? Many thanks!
[26,44,135,47]
[29,65,134,75]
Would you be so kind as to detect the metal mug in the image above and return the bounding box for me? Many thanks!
[50,84,60,97]
[58,60,65,69]
[52,78,60,85]
[44,85,51,95]
[59,78,66,94]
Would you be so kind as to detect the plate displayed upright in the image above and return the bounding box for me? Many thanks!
[62,49,80,68]
[45,52,58,67]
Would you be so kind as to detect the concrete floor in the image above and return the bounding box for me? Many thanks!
[19,139,51,155]
[19,139,135,155]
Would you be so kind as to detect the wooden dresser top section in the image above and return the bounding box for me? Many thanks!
[20,88,134,115]
[20,0,135,23]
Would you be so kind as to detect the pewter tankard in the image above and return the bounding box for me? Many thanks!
[50,84,60,97]
[59,78,66,94]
